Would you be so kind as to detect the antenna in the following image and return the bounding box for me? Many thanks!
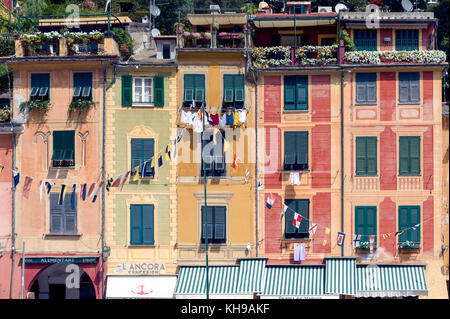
[334,3,348,13]
[151,28,161,37]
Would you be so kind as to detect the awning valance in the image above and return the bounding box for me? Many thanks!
[356,264,428,297]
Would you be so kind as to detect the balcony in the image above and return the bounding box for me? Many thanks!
[251,45,339,69]
[352,176,379,191]
[178,31,246,49]
[15,31,119,58]
[398,176,422,191]
[343,50,447,65]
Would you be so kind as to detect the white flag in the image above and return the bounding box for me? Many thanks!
[308,222,318,236]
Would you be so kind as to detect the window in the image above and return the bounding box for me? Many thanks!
[395,30,419,51]
[399,136,420,175]
[130,204,154,245]
[398,72,420,104]
[284,131,308,171]
[398,206,420,249]
[73,73,92,101]
[354,30,377,51]
[355,73,377,104]
[163,44,171,59]
[355,206,377,249]
[201,130,226,177]
[284,199,309,239]
[320,37,336,46]
[355,137,377,176]
[121,75,164,107]
[201,206,226,244]
[280,35,302,47]
[30,73,50,101]
[131,138,155,178]
[284,75,308,111]
[183,74,205,109]
[291,5,306,14]
[50,192,77,234]
[51,131,75,167]
[134,77,153,103]
[223,74,244,109]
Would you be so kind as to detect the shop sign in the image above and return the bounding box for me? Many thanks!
[113,262,166,275]
[24,257,99,264]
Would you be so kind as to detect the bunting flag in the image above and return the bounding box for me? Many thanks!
[58,184,67,205]
[309,223,318,237]
[223,138,230,153]
[322,239,327,246]
[266,197,274,209]
[88,183,96,197]
[281,204,288,220]
[81,183,87,201]
[353,234,361,248]
[369,235,375,253]
[39,180,44,203]
[165,145,171,161]
[71,184,76,210]
[13,170,20,188]
[150,157,155,168]
[245,168,250,182]
[257,181,264,191]
[132,166,140,182]
[106,177,113,192]
[158,152,163,167]
[325,227,330,235]
[0,164,4,172]
[23,176,33,199]
[337,232,345,247]
[120,171,131,191]
[292,212,303,229]
[45,181,54,196]
[176,133,182,144]
[92,181,104,203]
[395,230,404,236]
[231,154,241,169]
[411,224,420,230]
[382,233,392,240]
[111,175,123,187]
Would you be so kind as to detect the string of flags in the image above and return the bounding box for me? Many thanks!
[265,194,431,248]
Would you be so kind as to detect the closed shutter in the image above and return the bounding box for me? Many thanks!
[409,206,420,243]
[399,206,421,244]
[398,206,409,244]
[130,205,143,245]
[296,75,308,110]
[195,75,205,101]
[284,132,296,166]
[184,74,194,101]
[366,74,377,103]
[50,193,63,234]
[366,137,377,175]
[398,73,410,103]
[234,75,244,102]
[122,75,133,106]
[131,139,143,169]
[142,139,155,177]
[296,131,308,168]
[366,207,377,247]
[285,199,298,237]
[284,76,296,110]
[142,205,155,245]
[409,72,420,103]
[399,137,410,175]
[409,136,420,175]
[214,206,226,241]
[355,137,366,175]
[355,73,367,103]
[297,199,309,234]
[64,191,77,234]
[224,75,234,102]
[355,207,366,239]
[153,76,164,107]
[201,206,214,240]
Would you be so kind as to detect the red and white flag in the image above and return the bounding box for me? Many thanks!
[120,171,131,191]
[111,174,123,187]
[369,235,375,253]
[23,176,33,199]
[88,183,96,197]
[309,222,318,236]
[292,212,303,229]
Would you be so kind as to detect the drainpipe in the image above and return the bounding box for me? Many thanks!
[255,71,259,257]
[9,132,16,299]
[101,61,117,299]
[340,69,345,258]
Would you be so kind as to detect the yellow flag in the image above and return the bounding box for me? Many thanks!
[325,227,330,235]
[322,239,327,246]
[132,165,140,181]
[0,165,4,173]
[150,157,155,168]
[223,138,229,153]
[165,145,172,161]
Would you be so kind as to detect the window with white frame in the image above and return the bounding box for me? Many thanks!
[133,77,153,104]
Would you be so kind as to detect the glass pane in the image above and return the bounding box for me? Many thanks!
[39,87,48,97]
[73,86,82,97]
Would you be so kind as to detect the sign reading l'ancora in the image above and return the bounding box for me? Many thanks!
[113,262,166,275]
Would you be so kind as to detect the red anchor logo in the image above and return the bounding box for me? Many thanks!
[131,285,152,295]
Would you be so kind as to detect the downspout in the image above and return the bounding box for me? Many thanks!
[101,61,117,299]
[338,14,345,257]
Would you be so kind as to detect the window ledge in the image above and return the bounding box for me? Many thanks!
[126,244,156,248]
[132,103,155,107]
[354,103,378,107]
[354,174,379,177]
[44,233,82,239]
[282,110,309,113]
[398,174,422,177]
[398,102,421,106]
[282,170,310,173]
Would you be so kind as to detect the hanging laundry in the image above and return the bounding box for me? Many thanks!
[233,111,240,126]
[294,243,306,262]
[180,110,192,125]
[192,112,203,133]
[22,176,33,199]
[238,110,246,124]
[219,113,227,127]
[210,113,219,126]
[226,112,234,126]
[290,172,300,185]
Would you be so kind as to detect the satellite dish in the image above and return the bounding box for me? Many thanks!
[334,3,348,13]
[150,5,161,17]
[259,1,269,9]
[151,28,161,37]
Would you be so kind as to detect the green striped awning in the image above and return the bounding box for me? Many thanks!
[175,266,240,295]
[325,258,357,296]
[356,264,428,297]
[236,259,266,293]
[262,266,325,296]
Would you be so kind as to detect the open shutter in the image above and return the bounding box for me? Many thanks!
[223,75,234,102]
[398,206,409,244]
[142,205,155,245]
[284,76,296,110]
[195,75,205,101]
[355,137,367,175]
[366,137,377,175]
[297,199,309,234]
[296,131,308,169]
[184,75,194,101]
[409,136,420,175]
[399,137,410,175]
[296,75,308,110]
[366,207,377,247]
[131,139,142,170]
[355,207,366,241]
[409,206,420,244]
[284,132,296,168]
[234,75,244,102]
[142,139,155,177]
[50,193,63,234]
[122,75,133,106]
[130,205,143,245]
[284,200,297,237]
[154,76,164,107]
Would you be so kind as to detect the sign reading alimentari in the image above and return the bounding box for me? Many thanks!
[24,257,99,264]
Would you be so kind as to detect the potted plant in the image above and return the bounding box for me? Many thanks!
[19,100,51,115]
[69,99,95,112]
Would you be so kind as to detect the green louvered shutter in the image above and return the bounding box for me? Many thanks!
[296,131,308,169]
[201,206,214,241]
[356,137,366,175]
[195,74,205,101]
[122,75,133,106]
[399,206,420,245]
[366,206,377,246]
[296,75,308,110]
[409,136,420,175]
[355,207,366,240]
[366,137,377,175]
[284,132,296,168]
[366,74,377,103]
[142,205,155,245]
[285,199,298,238]
[399,137,410,175]
[214,206,226,242]
[297,199,309,235]
[130,205,143,245]
[234,75,244,102]
[50,193,63,234]
[398,73,410,103]
[409,206,420,244]
[224,75,234,102]
[184,74,194,102]
[398,206,409,244]
[153,76,164,107]
[409,72,420,103]
[284,76,296,110]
